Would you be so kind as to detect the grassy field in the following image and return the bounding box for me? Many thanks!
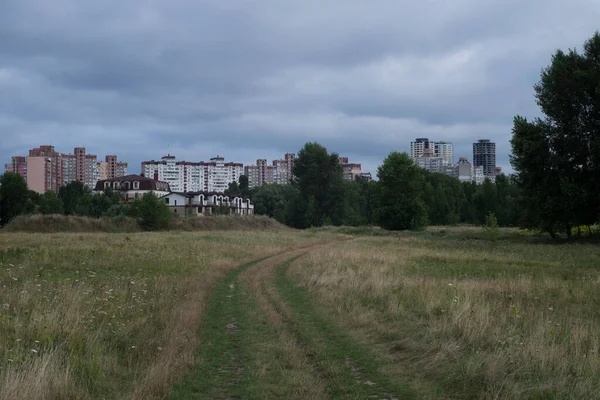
[1,225,599,399]
[0,229,335,399]
[288,229,600,399]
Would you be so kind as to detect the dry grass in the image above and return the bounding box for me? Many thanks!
[3,214,286,233]
[0,229,328,399]
[288,234,600,399]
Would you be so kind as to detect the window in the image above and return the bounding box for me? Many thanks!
[104,181,110,189]
[174,200,177,206]
[113,182,120,189]
[133,181,140,190]
[165,198,170,204]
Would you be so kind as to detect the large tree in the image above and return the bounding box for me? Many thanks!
[511,32,600,237]
[377,152,427,230]
[291,142,344,228]
[0,172,30,226]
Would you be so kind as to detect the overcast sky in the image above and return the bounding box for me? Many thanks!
[1,1,599,176]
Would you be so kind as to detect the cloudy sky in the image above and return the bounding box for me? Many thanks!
[1,0,599,176]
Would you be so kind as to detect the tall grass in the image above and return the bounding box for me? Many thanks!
[3,214,286,233]
[0,230,328,399]
[288,233,600,398]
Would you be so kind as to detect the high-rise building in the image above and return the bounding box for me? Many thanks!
[339,156,363,181]
[473,139,496,176]
[8,146,126,193]
[454,157,484,184]
[98,155,128,180]
[410,138,453,165]
[61,147,99,188]
[412,147,448,173]
[141,155,242,193]
[245,153,296,188]
[5,156,27,179]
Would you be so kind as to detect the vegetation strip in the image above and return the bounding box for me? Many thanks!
[274,257,415,399]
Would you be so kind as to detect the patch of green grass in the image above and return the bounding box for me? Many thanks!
[275,258,416,399]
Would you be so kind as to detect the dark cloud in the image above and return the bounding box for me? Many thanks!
[2,0,600,176]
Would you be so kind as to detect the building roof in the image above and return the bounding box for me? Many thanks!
[94,174,170,191]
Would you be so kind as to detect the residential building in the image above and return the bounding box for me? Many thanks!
[94,174,170,202]
[7,145,126,193]
[5,156,27,179]
[339,156,364,181]
[473,139,496,176]
[410,138,453,165]
[141,155,242,193]
[61,147,99,188]
[413,147,448,173]
[454,157,485,185]
[245,153,295,188]
[161,191,254,216]
[26,145,64,194]
[97,155,128,180]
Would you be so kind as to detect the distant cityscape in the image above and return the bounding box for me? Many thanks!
[5,139,500,194]
[410,138,501,184]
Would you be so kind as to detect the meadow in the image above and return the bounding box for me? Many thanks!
[0,229,331,399]
[1,224,599,399]
[288,229,600,399]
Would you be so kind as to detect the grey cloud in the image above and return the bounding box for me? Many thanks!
[2,0,600,175]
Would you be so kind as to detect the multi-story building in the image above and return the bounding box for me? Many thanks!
[473,139,496,176]
[7,145,127,193]
[339,156,363,181]
[5,156,27,180]
[97,155,128,180]
[25,145,64,193]
[141,155,242,193]
[410,138,453,165]
[412,147,448,174]
[61,147,99,189]
[454,157,485,184]
[245,153,295,188]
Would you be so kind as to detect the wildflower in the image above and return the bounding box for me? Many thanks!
[31,349,38,353]
[8,359,13,362]
[131,346,136,349]
[3,304,9,310]
[448,283,453,287]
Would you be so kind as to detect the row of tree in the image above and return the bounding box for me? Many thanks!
[230,144,521,230]
[0,175,171,230]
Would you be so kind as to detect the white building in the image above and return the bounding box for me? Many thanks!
[141,155,243,193]
[410,138,453,166]
[453,157,485,184]
[161,191,254,216]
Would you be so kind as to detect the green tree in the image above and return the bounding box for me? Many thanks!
[0,172,30,226]
[511,32,600,237]
[39,191,64,214]
[129,192,172,231]
[238,175,250,197]
[377,152,427,230]
[292,142,344,228]
[58,181,92,216]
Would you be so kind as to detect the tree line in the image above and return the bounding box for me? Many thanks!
[236,143,520,230]
[0,176,171,230]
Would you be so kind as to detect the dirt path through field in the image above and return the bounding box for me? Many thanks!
[171,238,412,399]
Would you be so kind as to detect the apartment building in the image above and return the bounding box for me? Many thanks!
[454,157,485,184]
[141,155,243,193]
[97,155,128,180]
[473,139,496,176]
[245,153,295,188]
[5,156,27,180]
[410,138,453,165]
[6,145,127,193]
[339,156,363,181]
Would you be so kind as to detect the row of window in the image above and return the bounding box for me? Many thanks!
[104,181,141,190]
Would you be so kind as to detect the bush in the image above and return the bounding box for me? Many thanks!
[128,193,172,231]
